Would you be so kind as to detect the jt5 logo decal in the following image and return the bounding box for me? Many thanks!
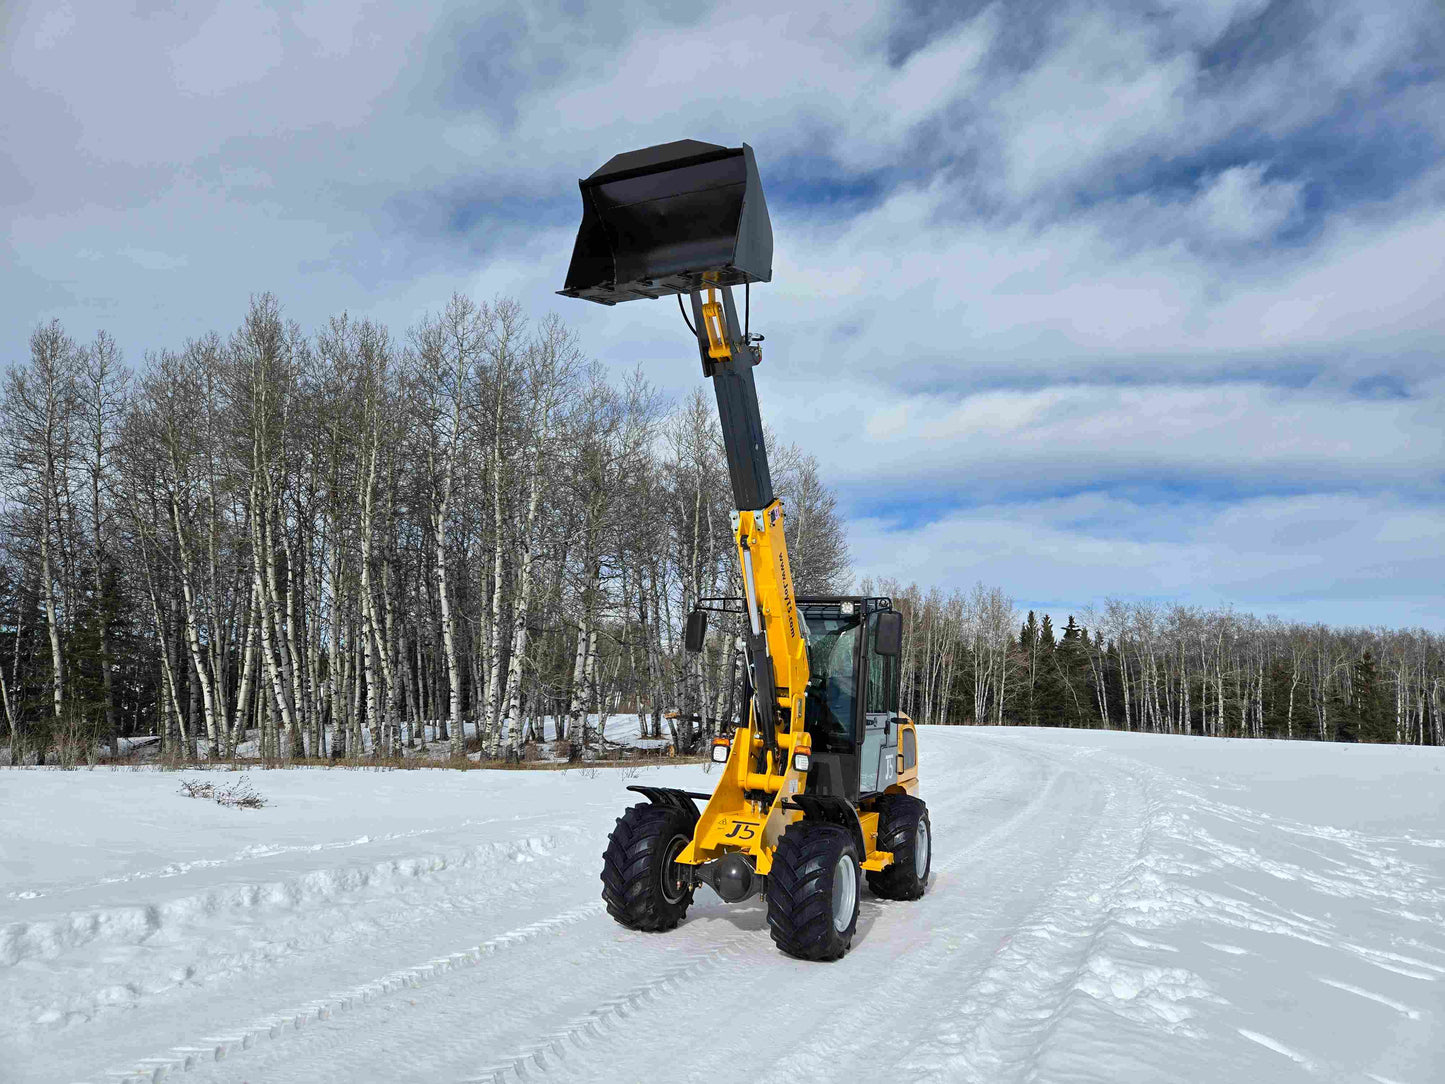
[723,821,758,840]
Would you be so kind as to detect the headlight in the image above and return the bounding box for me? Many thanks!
[792,751,810,772]
[711,738,730,764]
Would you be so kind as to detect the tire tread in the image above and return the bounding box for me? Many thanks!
[866,794,931,901]
[766,822,859,961]
[600,803,697,931]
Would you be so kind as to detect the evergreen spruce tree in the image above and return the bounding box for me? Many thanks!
[1034,614,1069,727]
[1053,616,1094,727]
[1020,612,1038,653]
[1018,612,1041,726]
[1351,651,1390,742]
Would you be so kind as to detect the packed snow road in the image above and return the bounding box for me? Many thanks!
[2,729,1442,1084]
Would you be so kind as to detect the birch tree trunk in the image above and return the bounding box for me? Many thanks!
[499,418,549,757]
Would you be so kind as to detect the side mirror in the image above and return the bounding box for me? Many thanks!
[684,609,708,653]
[875,610,902,657]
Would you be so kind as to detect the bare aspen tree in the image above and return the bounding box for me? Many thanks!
[480,299,526,751]
[498,316,577,757]
[139,350,223,756]
[5,300,1440,763]
[4,321,80,731]
[76,331,128,755]
[229,296,300,753]
[353,319,398,756]
[411,295,486,758]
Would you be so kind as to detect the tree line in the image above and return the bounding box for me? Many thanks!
[872,581,1444,744]
[5,295,1438,766]
[1,294,848,765]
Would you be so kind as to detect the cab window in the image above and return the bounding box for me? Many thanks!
[801,612,861,753]
[865,612,899,714]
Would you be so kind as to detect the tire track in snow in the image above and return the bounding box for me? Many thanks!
[913,738,1232,1084]
[503,781,992,1084]
[505,747,1061,1084]
[2,831,573,969]
[78,739,1169,1084]
[462,756,1013,1084]
[84,740,1147,1084]
[756,739,1196,1084]
[4,834,576,1043]
[913,770,1155,1083]
[78,900,607,1084]
[4,812,566,903]
[452,769,997,1084]
[459,932,756,1083]
[250,761,1003,1084]
[751,742,1114,1084]
[1237,1027,1318,1071]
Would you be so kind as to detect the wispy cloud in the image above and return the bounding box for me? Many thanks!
[2,0,1441,626]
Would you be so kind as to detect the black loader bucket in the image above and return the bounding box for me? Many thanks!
[558,140,772,306]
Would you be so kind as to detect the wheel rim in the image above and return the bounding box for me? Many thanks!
[660,834,689,904]
[831,853,858,932]
[914,819,930,879]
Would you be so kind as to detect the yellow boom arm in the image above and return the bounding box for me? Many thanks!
[673,287,815,875]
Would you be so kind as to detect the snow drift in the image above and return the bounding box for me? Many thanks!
[1,727,1441,1083]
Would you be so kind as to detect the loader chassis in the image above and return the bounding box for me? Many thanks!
[563,140,932,960]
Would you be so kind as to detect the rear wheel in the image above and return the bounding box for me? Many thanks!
[600,803,696,931]
[766,822,861,961]
[867,794,931,900]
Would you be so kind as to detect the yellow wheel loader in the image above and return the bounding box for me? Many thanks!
[559,140,931,961]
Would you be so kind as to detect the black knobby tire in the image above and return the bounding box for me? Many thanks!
[766,822,861,961]
[600,802,697,931]
[866,794,932,900]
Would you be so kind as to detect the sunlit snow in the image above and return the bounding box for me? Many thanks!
[1,727,1441,1082]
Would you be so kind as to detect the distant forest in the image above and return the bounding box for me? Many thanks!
[2,295,848,765]
[3,296,1440,766]
[873,582,1443,745]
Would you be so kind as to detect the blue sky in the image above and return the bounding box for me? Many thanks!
[3,0,1442,629]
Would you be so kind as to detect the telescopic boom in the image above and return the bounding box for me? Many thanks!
[558,139,810,847]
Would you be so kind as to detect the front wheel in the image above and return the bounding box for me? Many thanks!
[766,822,861,961]
[600,803,696,931]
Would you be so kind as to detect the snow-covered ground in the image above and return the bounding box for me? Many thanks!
[2,727,1441,1083]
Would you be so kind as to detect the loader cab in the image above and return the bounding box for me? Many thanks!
[797,597,903,801]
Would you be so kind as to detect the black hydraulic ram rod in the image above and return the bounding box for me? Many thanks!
[686,283,781,765]
[687,284,772,510]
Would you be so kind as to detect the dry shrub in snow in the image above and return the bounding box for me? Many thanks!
[178,775,266,809]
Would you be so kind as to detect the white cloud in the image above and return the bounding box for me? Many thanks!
[28,2,75,51]
[2,0,1441,627]
[1193,165,1302,243]
[118,247,189,272]
[752,161,1445,382]
[850,491,1445,628]
[170,0,284,96]
[992,12,1198,204]
[759,377,1444,499]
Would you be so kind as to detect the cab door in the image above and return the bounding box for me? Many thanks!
[859,611,899,795]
